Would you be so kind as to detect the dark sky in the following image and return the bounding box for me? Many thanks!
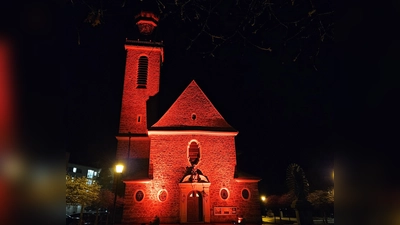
[59,0,338,195]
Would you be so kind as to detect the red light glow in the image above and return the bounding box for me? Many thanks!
[135,11,159,35]
[0,37,16,225]
[0,38,16,150]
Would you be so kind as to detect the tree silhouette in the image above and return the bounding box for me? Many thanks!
[307,188,333,224]
[286,163,314,225]
[66,175,101,225]
[286,163,310,200]
[97,167,113,190]
[65,0,333,69]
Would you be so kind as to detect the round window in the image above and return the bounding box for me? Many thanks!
[158,189,168,202]
[220,188,229,200]
[135,190,144,202]
[241,189,250,200]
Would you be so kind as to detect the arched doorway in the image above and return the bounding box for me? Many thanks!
[179,182,210,223]
[187,191,203,222]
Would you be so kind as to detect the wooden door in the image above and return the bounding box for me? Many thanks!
[187,191,203,222]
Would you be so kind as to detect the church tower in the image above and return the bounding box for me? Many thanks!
[116,10,164,169]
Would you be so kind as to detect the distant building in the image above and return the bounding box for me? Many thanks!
[66,162,102,215]
[115,8,262,225]
[66,162,101,182]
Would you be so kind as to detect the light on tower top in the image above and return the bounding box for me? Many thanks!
[135,11,159,35]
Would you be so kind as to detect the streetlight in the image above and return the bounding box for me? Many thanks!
[261,196,266,202]
[260,195,267,218]
[113,164,124,225]
[332,170,334,196]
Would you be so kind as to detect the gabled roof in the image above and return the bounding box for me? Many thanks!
[150,80,236,132]
[234,170,262,182]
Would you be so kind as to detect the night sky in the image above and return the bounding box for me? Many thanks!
[60,0,336,195]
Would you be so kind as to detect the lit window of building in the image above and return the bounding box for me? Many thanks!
[87,170,94,179]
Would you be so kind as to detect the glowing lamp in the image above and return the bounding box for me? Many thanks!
[113,163,124,225]
[261,195,266,202]
[116,164,124,173]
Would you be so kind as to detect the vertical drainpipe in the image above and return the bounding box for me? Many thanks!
[127,132,131,159]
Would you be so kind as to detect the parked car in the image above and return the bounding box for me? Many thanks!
[66,212,109,225]
[84,206,108,213]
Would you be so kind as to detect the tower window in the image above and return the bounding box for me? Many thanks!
[137,115,142,123]
[137,56,148,88]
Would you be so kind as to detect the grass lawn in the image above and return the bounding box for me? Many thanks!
[262,215,334,224]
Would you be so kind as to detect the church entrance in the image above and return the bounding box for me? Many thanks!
[187,191,203,222]
[179,182,210,223]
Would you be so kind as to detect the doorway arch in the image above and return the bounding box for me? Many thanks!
[179,183,210,223]
[187,191,203,222]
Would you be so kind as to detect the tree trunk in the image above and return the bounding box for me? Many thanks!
[291,200,314,225]
[79,204,84,225]
[323,211,327,224]
[95,207,99,225]
[106,211,109,225]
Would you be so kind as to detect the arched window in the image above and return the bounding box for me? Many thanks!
[137,56,148,88]
[188,141,200,165]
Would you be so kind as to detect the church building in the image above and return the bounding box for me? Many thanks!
[115,9,262,225]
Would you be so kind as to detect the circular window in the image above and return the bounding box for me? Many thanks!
[191,113,197,120]
[241,188,250,200]
[220,188,229,200]
[135,190,144,202]
[158,189,168,202]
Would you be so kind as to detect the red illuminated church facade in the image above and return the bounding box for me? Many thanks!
[115,10,261,225]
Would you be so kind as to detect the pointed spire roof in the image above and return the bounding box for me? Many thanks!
[150,80,236,132]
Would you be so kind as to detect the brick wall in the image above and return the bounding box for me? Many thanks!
[116,137,150,160]
[121,133,260,224]
[149,135,236,184]
[123,182,180,224]
[119,45,163,134]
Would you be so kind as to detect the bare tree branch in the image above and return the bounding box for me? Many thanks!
[66,0,333,68]
[185,0,224,50]
[238,31,272,52]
